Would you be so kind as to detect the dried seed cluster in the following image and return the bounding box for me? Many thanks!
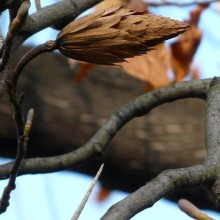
[56,6,189,65]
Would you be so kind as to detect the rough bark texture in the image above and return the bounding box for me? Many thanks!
[0,47,214,209]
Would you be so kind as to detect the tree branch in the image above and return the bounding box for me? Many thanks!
[205,77,220,207]
[205,77,220,166]
[0,1,30,72]
[12,0,103,50]
[0,79,210,179]
[11,40,57,88]
[101,165,217,220]
[0,86,34,213]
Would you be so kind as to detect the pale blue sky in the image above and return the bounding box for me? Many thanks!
[0,1,220,220]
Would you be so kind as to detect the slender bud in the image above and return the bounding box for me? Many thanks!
[56,6,189,65]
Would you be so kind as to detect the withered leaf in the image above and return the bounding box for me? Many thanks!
[121,44,171,89]
[171,26,202,82]
[171,5,206,82]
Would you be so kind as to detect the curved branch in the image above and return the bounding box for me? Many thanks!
[0,79,210,179]
[101,165,218,220]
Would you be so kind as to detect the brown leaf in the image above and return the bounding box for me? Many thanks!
[75,62,93,82]
[71,44,172,89]
[170,25,202,82]
[96,186,112,202]
[170,5,206,82]
[190,4,209,25]
[121,44,171,89]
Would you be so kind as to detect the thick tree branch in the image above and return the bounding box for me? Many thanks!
[205,77,220,207]
[205,77,220,166]
[0,79,210,179]
[101,165,217,220]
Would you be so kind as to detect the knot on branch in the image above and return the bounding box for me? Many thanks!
[209,77,220,89]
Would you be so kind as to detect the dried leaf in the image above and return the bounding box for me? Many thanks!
[171,25,202,82]
[170,5,207,82]
[56,6,189,65]
[96,186,112,202]
[121,44,171,89]
[75,62,93,82]
[190,4,209,25]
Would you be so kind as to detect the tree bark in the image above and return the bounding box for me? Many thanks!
[0,47,214,209]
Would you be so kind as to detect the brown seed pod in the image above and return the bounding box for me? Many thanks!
[11,6,189,89]
[56,6,189,65]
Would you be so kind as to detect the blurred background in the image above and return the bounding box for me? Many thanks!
[1,0,220,219]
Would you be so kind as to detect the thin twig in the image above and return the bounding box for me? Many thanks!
[178,199,215,220]
[0,87,34,214]
[0,0,30,72]
[11,40,57,88]
[71,164,104,220]
[35,0,41,11]
[146,0,220,7]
